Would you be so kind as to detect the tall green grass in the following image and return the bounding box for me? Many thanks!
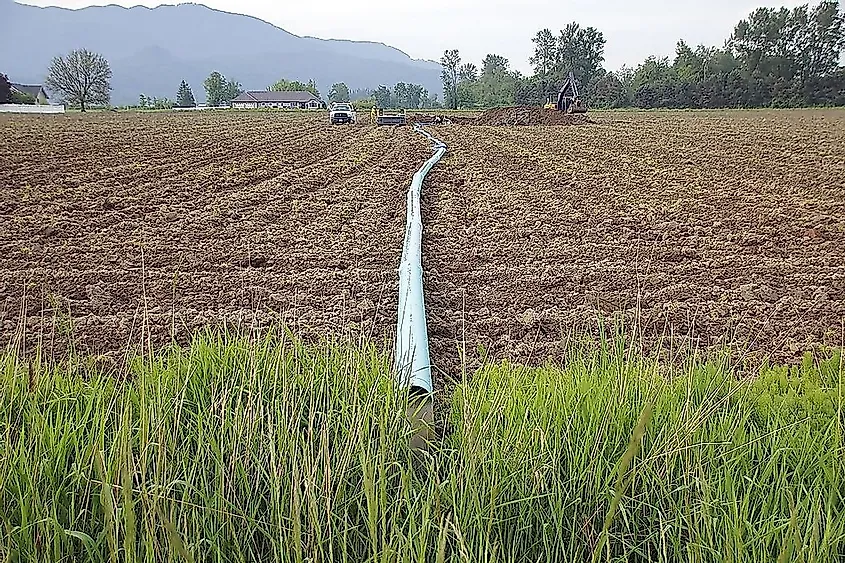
[1,332,843,562]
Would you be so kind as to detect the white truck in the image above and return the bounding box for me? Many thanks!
[329,102,356,125]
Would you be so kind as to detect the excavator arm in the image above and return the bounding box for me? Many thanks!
[554,72,587,114]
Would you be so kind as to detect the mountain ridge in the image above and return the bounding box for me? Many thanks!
[0,1,443,104]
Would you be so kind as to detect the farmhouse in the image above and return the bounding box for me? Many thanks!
[230,90,323,109]
[11,83,50,105]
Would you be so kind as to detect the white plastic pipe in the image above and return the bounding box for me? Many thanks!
[395,125,447,393]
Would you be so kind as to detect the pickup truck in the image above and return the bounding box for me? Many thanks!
[329,103,356,125]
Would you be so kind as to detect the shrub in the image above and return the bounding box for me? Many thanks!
[10,90,36,104]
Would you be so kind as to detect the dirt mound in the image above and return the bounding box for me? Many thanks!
[407,114,448,125]
[408,114,477,125]
[474,107,592,126]
[408,109,587,127]
[448,116,480,125]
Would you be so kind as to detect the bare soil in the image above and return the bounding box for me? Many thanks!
[473,107,593,126]
[409,108,590,127]
[1,112,427,360]
[424,110,845,373]
[1,109,843,377]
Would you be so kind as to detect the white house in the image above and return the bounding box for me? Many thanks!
[11,83,50,105]
[230,90,324,109]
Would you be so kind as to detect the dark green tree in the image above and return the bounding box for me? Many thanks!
[514,75,547,106]
[418,89,438,109]
[630,56,679,108]
[440,49,461,109]
[459,63,479,82]
[730,2,845,106]
[556,23,606,92]
[407,84,424,109]
[798,2,845,81]
[328,82,350,103]
[457,81,478,108]
[394,82,409,107]
[225,79,243,103]
[270,78,319,97]
[455,62,481,108]
[204,71,227,106]
[373,85,393,107]
[350,88,373,101]
[481,54,509,76]
[528,24,605,106]
[589,72,629,108]
[175,80,196,107]
[149,96,174,110]
[529,29,557,76]
[478,54,517,107]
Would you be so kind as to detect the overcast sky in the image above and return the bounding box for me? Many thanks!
[23,0,815,72]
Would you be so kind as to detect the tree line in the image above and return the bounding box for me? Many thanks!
[106,74,439,110]
[21,2,844,112]
[322,82,439,109]
[5,50,439,110]
[441,1,845,110]
[137,76,319,109]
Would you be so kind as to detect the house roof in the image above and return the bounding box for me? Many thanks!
[11,83,48,99]
[231,90,320,104]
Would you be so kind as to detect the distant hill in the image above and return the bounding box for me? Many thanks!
[0,0,442,105]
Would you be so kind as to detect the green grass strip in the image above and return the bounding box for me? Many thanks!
[1,332,843,562]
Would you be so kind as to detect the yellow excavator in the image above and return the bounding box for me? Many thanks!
[543,71,588,114]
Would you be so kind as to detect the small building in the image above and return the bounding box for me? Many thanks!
[11,83,50,105]
[230,90,324,110]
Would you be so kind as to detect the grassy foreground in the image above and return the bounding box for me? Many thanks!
[1,333,843,562]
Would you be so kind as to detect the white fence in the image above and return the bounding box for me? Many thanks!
[0,104,65,114]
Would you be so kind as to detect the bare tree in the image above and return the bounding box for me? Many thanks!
[45,49,112,112]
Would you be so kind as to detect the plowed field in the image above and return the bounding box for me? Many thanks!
[2,109,844,375]
[424,110,845,371]
[1,112,428,360]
